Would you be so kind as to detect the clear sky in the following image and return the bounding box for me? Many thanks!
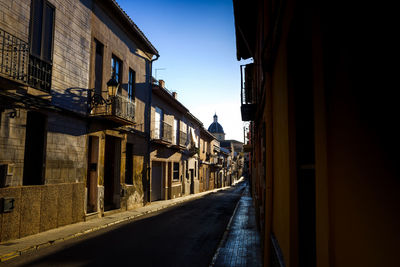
[116,0,251,142]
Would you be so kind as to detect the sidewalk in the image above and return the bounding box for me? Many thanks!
[210,181,262,267]
[0,184,237,263]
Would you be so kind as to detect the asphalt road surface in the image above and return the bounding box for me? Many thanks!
[3,183,245,267]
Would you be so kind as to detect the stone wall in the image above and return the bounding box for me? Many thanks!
[121,134,148,210]
[0,183,84,242]
[0,0,30,41]
[45,113,87,184]
[0,110,27,187]
[50,0,91,114]
[90,1,152,131]
[0,0,90,242]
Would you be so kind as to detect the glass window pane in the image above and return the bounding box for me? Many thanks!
[31,0,43,56]
[128,69,135,100]
[42,3,54,61]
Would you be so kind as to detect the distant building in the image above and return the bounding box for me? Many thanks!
[208,114,225,141]
[199,127,215,192]
[207,114,244,186]
[150,79,207,201]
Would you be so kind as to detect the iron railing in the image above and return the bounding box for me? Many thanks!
[28,54,52,91]
[89,92,135,123]
[0,28,29,84]
[112,94,135,122]
[0,27,52,92]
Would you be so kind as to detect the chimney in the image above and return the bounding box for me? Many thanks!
[159,79,165,88]
[172,92,178,99]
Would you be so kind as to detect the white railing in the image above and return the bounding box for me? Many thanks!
[112,94,135,122]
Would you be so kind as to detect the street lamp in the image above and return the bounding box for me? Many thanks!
[88,74,120,112]
[106,74,119,98]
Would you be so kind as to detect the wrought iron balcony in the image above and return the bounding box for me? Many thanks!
[88,92,135,124]
[0,28,29,84]
[152,120,172,143]
[28,54,52,92]
[1,27,52,92]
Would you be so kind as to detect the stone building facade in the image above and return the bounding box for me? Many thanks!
[0,0,158,242]
[85,0,158,216]
[198,127,214,192]
[0,0,91,242]
[150,80,205,201]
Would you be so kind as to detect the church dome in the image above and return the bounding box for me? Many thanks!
[208,114,224,134]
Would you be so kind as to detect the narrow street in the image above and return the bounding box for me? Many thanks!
[3,183,246,267]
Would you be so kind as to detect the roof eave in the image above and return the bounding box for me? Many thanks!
[105,0,159,56]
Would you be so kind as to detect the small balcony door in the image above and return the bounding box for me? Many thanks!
[172,119,178,145]
[155,107,163,139]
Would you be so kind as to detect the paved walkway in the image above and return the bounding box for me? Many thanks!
[210,181,262,267]
[0,183,239,263]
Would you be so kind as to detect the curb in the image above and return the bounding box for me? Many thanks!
[0,184,241,263]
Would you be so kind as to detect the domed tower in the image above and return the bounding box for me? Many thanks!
[208,113,225,141]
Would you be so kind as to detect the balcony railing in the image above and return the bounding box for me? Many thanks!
[152,121,172,143]
[89,92,135,124]
[0,28,29,84]
[28,54,52,91]
[0,27,52,92]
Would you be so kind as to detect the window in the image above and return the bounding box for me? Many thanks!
[154,107,163,139]
[94,40,103,95]
[111,55,122,90]
[172,119,179,145]
[128,68,135,100]
[29,0,54,91]
[173,162,179,181]
[30,0,54,62]
[180,122,187,146]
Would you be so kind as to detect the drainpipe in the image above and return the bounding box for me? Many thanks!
[145,54,160,203]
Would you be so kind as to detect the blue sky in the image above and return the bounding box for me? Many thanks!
[116,0,250,142]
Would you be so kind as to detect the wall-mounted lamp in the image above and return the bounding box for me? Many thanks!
[106,74,119,98]
[88,74,119,112]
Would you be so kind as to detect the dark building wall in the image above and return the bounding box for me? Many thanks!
[234,0,400,266]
